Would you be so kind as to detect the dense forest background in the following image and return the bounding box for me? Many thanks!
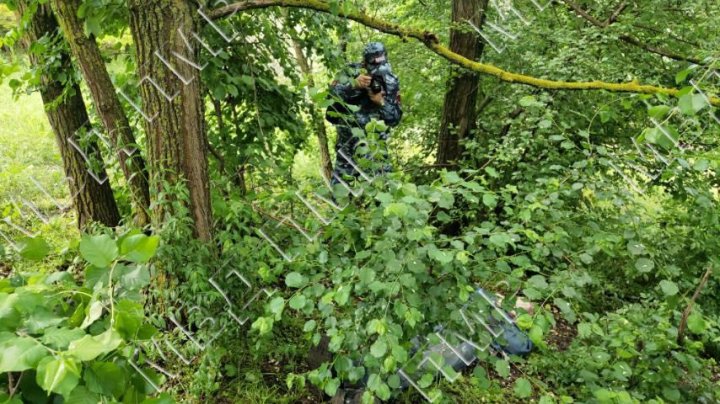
[1,0,719,402]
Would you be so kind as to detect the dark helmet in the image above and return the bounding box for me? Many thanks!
[363,42,387,68]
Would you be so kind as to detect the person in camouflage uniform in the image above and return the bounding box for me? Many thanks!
[325,42,403,184]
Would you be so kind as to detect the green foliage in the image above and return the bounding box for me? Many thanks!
[527,302,719,402]
[3,0,720,402]
[0,231,163,402]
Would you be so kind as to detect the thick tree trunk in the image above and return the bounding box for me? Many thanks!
[288,30,333,181]
[127,0,213,241]
[50,0,152,227]
[17,2,121,229]
[435,0,489,166]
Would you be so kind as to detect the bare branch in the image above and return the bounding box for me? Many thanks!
[607,1,627,25]
[677,266,713,345]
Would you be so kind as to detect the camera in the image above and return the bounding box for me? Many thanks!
[369,74,386,94]
[367,63,392,94]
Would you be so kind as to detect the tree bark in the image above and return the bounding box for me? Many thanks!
[290,39,333,181]
[50,0,152,226]
[435,0,488,166]
[127,0,213,241]
[17,2,121,229]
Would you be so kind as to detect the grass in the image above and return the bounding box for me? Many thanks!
[0,63,79,264]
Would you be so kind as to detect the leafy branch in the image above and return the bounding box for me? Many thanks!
[559,0,704,65]
[677,266,713,345]
[210,0,720,105]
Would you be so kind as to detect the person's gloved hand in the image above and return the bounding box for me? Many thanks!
[354,74,371,89]
[368,90,385,106]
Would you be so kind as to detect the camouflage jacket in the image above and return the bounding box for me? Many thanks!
[325,63,403,131]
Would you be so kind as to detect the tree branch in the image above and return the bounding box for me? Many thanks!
[677,266,713,345]
[210,0,719,106]
[631,23,699,47]
[562,0,606,27]
[607,1,627,25]
[560,0,703,65]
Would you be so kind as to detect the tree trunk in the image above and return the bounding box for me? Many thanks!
[435,0,489,166]
[288,26,333,181]
[127,0,213,241]
[17,2,121,229]
[50,0,151,227]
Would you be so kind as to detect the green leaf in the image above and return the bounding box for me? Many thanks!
[334,356,353,373]
[84,361,126,398]
[23,309,65,334]
[85,17,102,37]
[519,95,537,107]
[119,265,151,290]
[289,294,307,310]
[516,314,533,330]
[335,285,351,306]
[693,159,710,172]
[66,385,100,404]
[678,93,707,115]
[627,241,645,255]
[303,320,316,332]
[0,293,21,331]
[240,75,255,87]
[428,248,453,264]
[285,272,307,288]
[675,68,693,84]
[384,203,408,218]
[80,299,103,329]
[67,329,123,361]
[85,266,110,289]
[367,319,386,336]
[482,193,498,208]
[648,105,671,119]
[484,166,500,178]
[594,388,615,401]
[367,373,383,390]
[268,297,285,318]
[120,234,159,263]
[41,327,87,350]
[16,237,50,261]
[358,268,376,284]
[528,275,548,290]
[529,325,544,346]
[141,392,175,404]
[494,359,510,378]
[36,356,81,398]
[391,346,408,366]
[634,258,654,273]
[80,235,118,268]
[687,313,706,334]
[370,339,387,358]
[0,336,48,372]
[489,233,511,248]
[418,372,434,388]
[0,394,23,404]
[513,377,532,398]
[324,377,340,397]
[376,382,391,400]
[659,280,679,296]
[113,300,144,339]
[251,316,274,335]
